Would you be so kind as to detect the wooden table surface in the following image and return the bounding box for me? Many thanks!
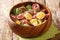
[0,0,60,40]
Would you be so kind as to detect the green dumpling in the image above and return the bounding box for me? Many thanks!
[13,8,23,15]
[26,5,32,10]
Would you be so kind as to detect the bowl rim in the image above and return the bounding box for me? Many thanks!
[9,1,51,27]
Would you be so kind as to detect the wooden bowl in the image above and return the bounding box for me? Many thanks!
[8,2,52,38]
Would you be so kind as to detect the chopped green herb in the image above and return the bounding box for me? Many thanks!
[37,20,39,24]
[41,19,44,22]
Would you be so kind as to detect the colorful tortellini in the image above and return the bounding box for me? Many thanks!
[11,3,49,26]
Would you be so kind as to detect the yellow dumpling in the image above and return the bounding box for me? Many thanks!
[30,19,41,26]
[36,12,45,19]
[24,12,32,20]
[15,20,21,25]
